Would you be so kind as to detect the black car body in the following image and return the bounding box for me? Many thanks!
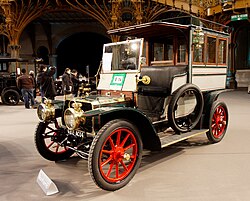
[0,57,27,105]
[35,16,230,191]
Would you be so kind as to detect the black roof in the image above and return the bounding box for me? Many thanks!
[108,16,230,38]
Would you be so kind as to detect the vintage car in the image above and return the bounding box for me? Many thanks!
[35,16,230,191]
[0,57,26,105]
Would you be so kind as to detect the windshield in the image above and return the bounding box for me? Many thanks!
[102,38,143,72]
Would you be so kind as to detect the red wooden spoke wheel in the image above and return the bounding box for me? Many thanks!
[211,105,227,138]
[88,119,142,191]
[100,128,138,183]
[206,100,228,143]
[43,130,69,154]
[35,122,74,161]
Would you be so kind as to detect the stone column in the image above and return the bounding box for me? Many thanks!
[8,44,21,73]
[227,42,237,89]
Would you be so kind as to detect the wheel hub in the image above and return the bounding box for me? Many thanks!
[216,115,221,124]
[112,146,124,162]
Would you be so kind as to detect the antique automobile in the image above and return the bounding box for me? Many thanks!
[35,16,230,191]
[0,57,26,105]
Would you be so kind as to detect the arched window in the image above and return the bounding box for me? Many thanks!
[37,46,49,65]
[0,35,9,56]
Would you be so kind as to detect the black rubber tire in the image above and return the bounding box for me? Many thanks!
[206,100,228,143]
[34,122,74,161]
[167,83,204,133]
[88,119,142,191]
[1,89,20,105]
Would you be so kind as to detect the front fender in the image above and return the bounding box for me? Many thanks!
[84,107,161,151]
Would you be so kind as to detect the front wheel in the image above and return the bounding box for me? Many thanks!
[206,100,228,143]
[88,119,142,191]
[34,122,74,161]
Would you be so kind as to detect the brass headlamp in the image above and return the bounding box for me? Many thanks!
[64,102,86,130]
[37,99,55,122]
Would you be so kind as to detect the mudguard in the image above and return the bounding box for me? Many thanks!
[202,89,232,128]
[84,107,161,151]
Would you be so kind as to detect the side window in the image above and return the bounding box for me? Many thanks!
[164,39,173,61]
[206,36,216,64]
[0,62,7,72]
[193,44,204,63]
[218,39,227,64]
[153,43,164,61]
[177,37,186,63]
[3,63,7,71]
[141,41,147,66]
[151,38,174,65]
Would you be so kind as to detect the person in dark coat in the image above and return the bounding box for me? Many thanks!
[36,65,47,102]
[71,69,80,97]
[17,68,35,109]
[41,66,57,100]
[62,68,73,96]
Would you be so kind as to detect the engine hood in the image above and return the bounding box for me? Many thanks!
[71,94,132,111]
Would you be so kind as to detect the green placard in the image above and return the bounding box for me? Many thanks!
[231,14,248,21]
[110,73,127,90]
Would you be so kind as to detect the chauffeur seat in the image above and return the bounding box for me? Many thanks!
[137,65,187,121]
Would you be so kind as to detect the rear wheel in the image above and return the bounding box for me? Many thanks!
[168,84,204,133]
[206,100,228,143]
[88,119,142,191]
[34,122,74,161]
[1,89,20,105]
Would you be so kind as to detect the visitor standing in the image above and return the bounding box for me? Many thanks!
[41,66,57,100]
[62,68,73,98]
[71,69,80,97]
[36,65,47,102]
[17,68,35,109]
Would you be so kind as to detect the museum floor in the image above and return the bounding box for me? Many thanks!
[1,90,250,201]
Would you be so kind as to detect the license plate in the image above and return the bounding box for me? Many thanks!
[67,129,85,138]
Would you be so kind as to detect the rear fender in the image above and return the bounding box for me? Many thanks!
[202,89,232,128]
[2,86,20,94]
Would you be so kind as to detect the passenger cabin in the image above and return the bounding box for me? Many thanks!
[97,16,230,102]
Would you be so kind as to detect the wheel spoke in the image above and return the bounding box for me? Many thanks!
[43,134,54,138]
[120,133,130,147]
[101,156,113,167]
[120,160,128,171]
[115,163,119,179]
[102,149,113,154]
[43,131,55,136]
[46,125,56,131]
[116,130,121,146]
[106,161,114,177]
[47,141,55,149]
[108,137,115,150]
[55,144,59,153]
[124,143,135,151]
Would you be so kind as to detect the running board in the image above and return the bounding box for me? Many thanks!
[159,129,209,148]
